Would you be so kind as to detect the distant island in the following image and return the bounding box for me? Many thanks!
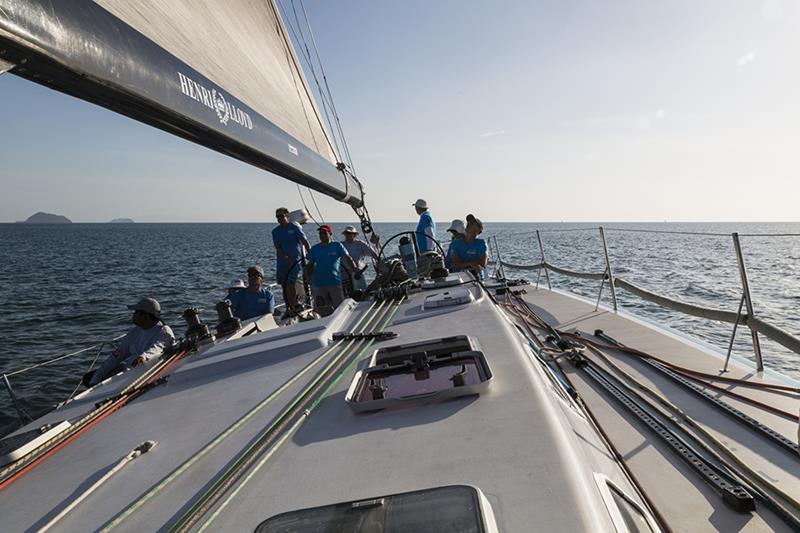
[18,212,72,224]
[109,218,135,223]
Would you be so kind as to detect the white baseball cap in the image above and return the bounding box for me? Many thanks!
[342,226,358,234]
[412,199,428,209]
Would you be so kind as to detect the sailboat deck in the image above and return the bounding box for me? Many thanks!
[0,277,644,532]
[520,287,800,532]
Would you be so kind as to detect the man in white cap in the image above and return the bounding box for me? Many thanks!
[413,199,436,253]
[84,297,175,387]
[445,219,466,270]
[224,278,246,300]
[340,225,379,292]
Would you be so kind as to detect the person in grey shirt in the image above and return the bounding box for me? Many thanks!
[84,297,174,387]
[340,225,378,292]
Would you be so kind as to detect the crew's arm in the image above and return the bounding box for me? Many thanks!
[345,254,359,277]
[266,290,276,314]
[423,224,435,247]
[89,329,132,386]
[275,244,290,265]
[133,327,175,365]
[452,252,485,272]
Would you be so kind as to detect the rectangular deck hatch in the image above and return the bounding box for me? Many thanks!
[346,336,492,411]
[423,288,474,309]
[254,485,495,533]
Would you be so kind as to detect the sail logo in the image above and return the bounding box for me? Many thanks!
[178,72,253,130]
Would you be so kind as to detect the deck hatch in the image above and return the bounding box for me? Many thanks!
[422,288,474,309]
[346,336,492,411]
[254,485,493,533]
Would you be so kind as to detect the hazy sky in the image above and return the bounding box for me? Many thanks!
[1,0,799,223]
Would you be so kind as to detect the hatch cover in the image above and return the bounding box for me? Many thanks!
[423,288,474,309]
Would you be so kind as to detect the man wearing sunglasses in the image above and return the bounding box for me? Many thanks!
[229,265,276,320]
[272,207,309,312]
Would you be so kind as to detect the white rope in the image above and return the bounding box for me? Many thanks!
[36,441,156,533]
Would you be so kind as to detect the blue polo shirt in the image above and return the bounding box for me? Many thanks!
[307,242,350,288]
[273,222,307,283]
[272,222,307,260]
[449,238,487,278]
[416,211,436,252]
[229,288,275,320]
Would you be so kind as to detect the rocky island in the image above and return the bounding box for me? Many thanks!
[19,212,72,224]
[109,218,134,223]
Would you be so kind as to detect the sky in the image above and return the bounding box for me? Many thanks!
[1,0,799,223]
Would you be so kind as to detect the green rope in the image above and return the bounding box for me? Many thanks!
[104,300,383,530]
[198,299,404,531]
[169,301,396,532]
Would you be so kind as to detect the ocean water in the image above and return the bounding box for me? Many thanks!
[1,221,799,435]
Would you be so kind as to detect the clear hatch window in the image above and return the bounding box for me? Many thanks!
[254,485,489,533]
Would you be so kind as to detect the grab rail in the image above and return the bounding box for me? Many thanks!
[495,226,800,373]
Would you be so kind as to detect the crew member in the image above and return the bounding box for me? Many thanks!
[450,214,487,278]
[445,219,466,270]
[229,266,276,320]
[83,297,174,387]
[224,278,246,299]
[306,225,358,316]
[340,225,378,292]
[272,207,309,311]
[413,198,436,253]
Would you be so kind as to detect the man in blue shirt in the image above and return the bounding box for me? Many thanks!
[306,225,358,317]
[413,198,436,253]
[444,219,466,270]
[450,214,488,279]
[272,207,309,311]
[229,265,276,320]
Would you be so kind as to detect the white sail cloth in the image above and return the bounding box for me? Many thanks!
[95,0,336,164]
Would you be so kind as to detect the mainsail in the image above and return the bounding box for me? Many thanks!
[0,0,362,206]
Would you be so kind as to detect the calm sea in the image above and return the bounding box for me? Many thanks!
[1,222,799,435]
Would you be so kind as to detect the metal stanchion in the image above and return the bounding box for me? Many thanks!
[599,226,617,311]
[536,230,551,290]
[3,373,32,423]
[722,293,746,373]
[731,232,763,371]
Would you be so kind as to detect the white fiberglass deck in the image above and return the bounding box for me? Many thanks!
[519,286,800,532]
[0,276,646,532]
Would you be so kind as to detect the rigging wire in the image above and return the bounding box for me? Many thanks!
[277,0,343,163]
[296,0,357,174]
[307,188,326,224]
[604,227,729,237]
[267,0,340,162]
[295,184,321,226]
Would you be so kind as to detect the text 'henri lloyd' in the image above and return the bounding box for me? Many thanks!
[178,72,253,130]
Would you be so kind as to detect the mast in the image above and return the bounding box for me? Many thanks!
[0,0,363,207]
